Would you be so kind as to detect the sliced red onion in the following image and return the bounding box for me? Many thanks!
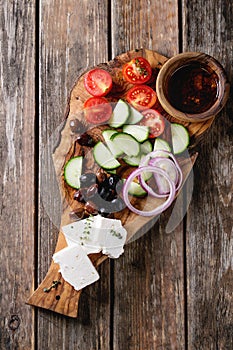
[123,166,176,217]
[149,157,178,195]
[139,150,183,197]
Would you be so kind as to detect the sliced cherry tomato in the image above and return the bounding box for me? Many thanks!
[141,109,165,138]
[122,57,152,84]
[84,68,113,97]
[126,85,157,111]
[84,97,112,124]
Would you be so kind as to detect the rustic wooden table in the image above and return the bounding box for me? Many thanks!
[1,0,232,349]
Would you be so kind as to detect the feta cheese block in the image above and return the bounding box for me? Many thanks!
[53,244,99,291]
[62,215,127,258]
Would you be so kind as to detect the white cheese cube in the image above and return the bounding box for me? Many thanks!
[53,245,99,291]
[62,216,127,259]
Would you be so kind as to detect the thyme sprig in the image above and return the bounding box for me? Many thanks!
[43,280,61,293]
[110,227,123,240]
[81,215,94,241]
[135,59,148,76]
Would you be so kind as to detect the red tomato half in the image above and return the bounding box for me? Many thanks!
[122,57,152,84]
[84,97,112,124]
[84,68,113,97]
[141,109,165,138]
[126,85,157,111]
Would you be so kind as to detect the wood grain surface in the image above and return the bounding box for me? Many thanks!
[27,48,199,320]
[0,0,232,349]
[37,1,111,349]
[0,1,36,349]
[111,4,185,349]
[183,0,233,349]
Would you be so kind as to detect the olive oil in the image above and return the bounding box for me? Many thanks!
[167,63,218,114]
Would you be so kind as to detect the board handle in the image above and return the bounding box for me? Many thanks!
[27,260,82,318]
[27,231,107,317]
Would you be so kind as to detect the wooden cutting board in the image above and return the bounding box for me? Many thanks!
[27,48,215,317]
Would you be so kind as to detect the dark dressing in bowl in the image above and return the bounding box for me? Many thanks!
[167,63,219,114]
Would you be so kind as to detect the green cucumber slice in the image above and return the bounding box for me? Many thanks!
[129,182,147,197]
[102,129,123,157]
[153,138,171,152]
[124,140,152,166]
[123,180,147,197]
[153,138,171,157]
[110,132,140,157]
[123,154,141,166]
[93,142,121,170]
[123,124,149,143]
[126,106,144,124]
[64,156,83,189]
[140,140,152,154]
[171,123,189,154]
[108,99,130,128]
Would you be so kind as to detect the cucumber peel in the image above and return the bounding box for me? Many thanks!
[109,99,130,128]
[123,124,149,143]
[123,179,147,197]
[110,132,140,157]
[64,156,83,189]
[102,129,123,157]
[171,123,189,154]
[126,106,144,124]
[93,142,121,170]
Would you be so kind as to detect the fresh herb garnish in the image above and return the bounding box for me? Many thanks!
[43,280,61,293]
[110,226,123,240]
[135,59,148,76]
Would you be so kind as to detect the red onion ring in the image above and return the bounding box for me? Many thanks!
[149,157,178,195]
[123,166,176,217]
[139,151,183,197]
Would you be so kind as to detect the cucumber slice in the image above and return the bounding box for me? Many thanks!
[171,123,189,154]
[108,99,130,128]
[140,140,152,154]
[124,180,147,197]
[93,142,121,170]
[102,129,123,157]
[153,138,171,152]
[124,140,152,166]
[123,154,141,166]
[110,132,140,157]
[126,106,144,124]
[123,125,149,143]
[64,156,83,189]
[153,138,171,157]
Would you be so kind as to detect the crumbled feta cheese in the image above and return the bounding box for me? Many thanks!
[62,215,127,259]
[53,244,99,291]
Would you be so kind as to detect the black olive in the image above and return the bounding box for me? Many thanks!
[108,174,121,189]
[76,133,96,147]
[80,173,97,188]
[98,186,116,201]
[86,184,98,199]
[70,119,85,133]
[73,189,85,202]
[96,168,108,183]
[69,209,85,221]
[111,197,125,212]
[84,201,98,215]
[98,206,112,217]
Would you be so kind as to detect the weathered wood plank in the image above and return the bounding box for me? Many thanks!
[183,0,233,348]
[111,1,186,349]
[111,0,179,58]
[37,0,110,348]
[0,1,36,349]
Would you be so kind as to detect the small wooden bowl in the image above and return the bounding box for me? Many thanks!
[156,52,230,122]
